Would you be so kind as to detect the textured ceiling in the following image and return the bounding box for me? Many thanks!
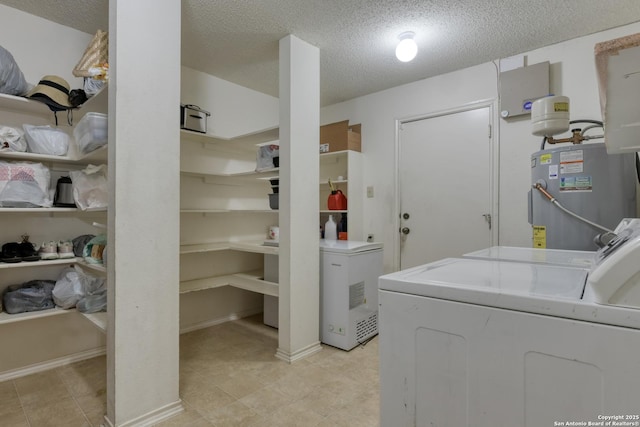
[3,0,640,106]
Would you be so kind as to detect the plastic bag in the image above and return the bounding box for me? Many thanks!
[0,45,29,96]
[77,288,107,313]
[72,234,95,257]
[83,234,106,265]
[0,161,52,207]
[22,124,69,156]
[3,280,55,314]
[0,126,26,152]
[256,144,279,171]
[69,164,107,210]
[53,267,105,309]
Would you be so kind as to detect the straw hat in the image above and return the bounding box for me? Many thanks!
[26,75,73,111]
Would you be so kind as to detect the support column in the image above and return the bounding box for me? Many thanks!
[277,35,322,362]
[106,0,182,425]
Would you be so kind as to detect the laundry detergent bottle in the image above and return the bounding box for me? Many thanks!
[324,215,337,241]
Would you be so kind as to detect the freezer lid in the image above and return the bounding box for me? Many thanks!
[319,240,383,254]
[464,246,595,268]
[379,258,587,300]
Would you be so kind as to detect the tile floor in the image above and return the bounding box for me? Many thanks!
[0,315,380,426]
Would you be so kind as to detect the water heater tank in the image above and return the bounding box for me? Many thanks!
[531,95,570,137]
[529,143,636,250]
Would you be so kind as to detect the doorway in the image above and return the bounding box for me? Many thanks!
[397,103,497,269]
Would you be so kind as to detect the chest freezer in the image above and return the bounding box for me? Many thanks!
[320,240,383,350]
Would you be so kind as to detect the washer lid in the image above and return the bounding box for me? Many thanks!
[379,258,587,300]
[464,246,595,268]
[319,240,382,253]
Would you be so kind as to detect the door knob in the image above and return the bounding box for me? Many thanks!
[401,227,410,235]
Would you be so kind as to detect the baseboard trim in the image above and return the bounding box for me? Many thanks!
[0,346,106,382]
[102,399,184,427]
[179,307,262,334]
[275,341,322,363]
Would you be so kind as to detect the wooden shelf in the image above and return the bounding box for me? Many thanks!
[180,242,230,254]
[229,270,279,297]
[320,210,348,214]
[320,150,351,159]
[0,93,52,117]
[0,257,80,269]
[180,241,279,255]
[76,260,107,275]
[180,209,277,214]
[0,207,107,213]
[179,269,278,297]
[180,275,230,293]
[0,85,107,119]
[180,126,279,151]
[0,146,106,165]
[181,167,278,179]
[81,312,107,332]
[0,307,74,326]
[229,241,279,255]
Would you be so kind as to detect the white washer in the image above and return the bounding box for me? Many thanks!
[320,240,383,350]
[464,245,595,268]
[379,221,640,427]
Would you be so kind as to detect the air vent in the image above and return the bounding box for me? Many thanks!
[356,312,378,341]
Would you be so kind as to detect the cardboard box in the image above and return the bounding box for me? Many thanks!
[320,120,361,153]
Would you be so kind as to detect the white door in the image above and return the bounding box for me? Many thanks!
[399,106,493,269]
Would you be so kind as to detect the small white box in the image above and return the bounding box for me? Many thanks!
[73,112,107,154]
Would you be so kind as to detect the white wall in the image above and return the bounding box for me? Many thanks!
[0,4,91,88]
[321,21,640,273]
[181,66,279,138]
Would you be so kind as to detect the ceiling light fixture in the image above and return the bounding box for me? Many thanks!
[395,31,417,62]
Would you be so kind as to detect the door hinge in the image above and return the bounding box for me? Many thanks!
[488,124,492,139]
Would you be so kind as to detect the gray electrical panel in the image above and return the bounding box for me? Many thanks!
[499,61,550,119]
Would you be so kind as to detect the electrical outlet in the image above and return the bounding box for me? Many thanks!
[367,186,374,198]
[367,234,374,242]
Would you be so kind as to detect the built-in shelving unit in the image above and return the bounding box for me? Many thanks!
[319,149,363,240]
[179,122,280,327]
[0,83,108,329]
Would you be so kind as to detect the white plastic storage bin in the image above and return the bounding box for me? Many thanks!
[73,112,107,154]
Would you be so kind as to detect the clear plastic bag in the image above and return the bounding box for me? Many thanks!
[69,164,107,210]
[23,124,69,156]
[3,280,55,314]
[0,125,26,152]
[0,161,52,207]
[76,288,107,313]
[82,234,106,265]
[256,144,279,171]
[0,45,29,96]
[52,267,105,309]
